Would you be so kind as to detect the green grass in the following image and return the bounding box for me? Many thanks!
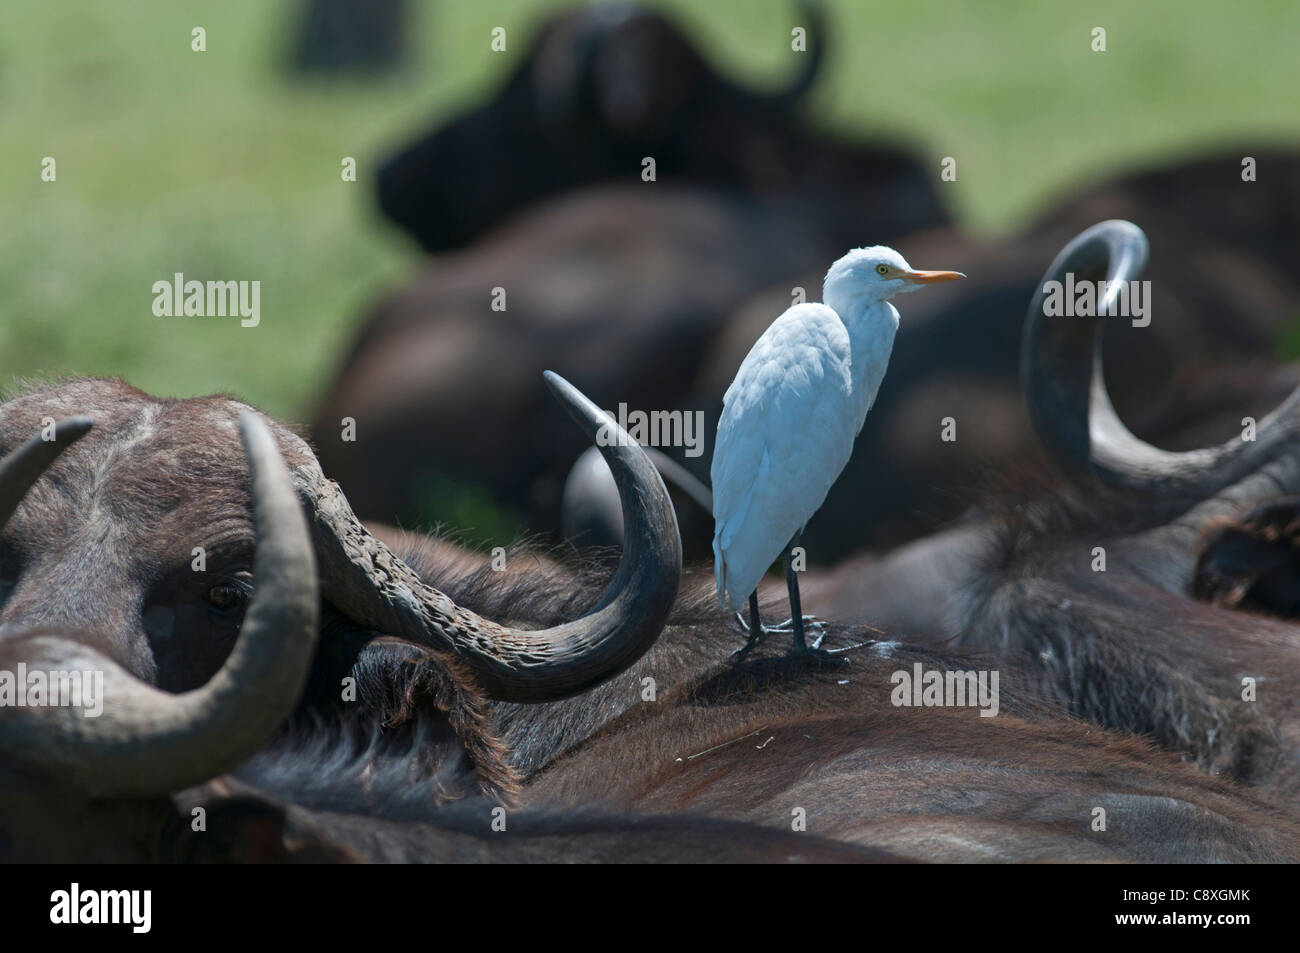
[1,0,1297,437]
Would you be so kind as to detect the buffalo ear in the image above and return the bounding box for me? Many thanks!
[174,797,359,864]
[1194,497,1300,618]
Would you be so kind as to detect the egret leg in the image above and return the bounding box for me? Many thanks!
[732,592,765,657]
[786,533,842,665]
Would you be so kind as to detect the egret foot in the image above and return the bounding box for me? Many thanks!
[734,617,826,658]
[793,643,848,667]
[789,605,846,666]
[779,532,844,663]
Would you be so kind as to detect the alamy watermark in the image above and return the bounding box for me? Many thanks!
[152,272,260,327]
[50,883,150,933]
[0,664,104,717]
[597,403,705,458]
[890,662,999,717]
[1042,272,1151,327]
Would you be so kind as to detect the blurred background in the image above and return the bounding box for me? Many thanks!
[3,0,1298,556]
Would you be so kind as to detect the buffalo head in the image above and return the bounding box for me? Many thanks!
[0,373,682,858]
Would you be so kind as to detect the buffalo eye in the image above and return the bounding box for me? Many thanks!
[204,583,246,613]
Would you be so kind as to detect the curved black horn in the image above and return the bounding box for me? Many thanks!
[299,372,682,704]
[0,416,93,526]
[1021,219,1300,495]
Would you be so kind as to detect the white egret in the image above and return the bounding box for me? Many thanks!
[711,246,964,660]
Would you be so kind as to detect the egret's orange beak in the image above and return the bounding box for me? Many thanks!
[900,269,966,284]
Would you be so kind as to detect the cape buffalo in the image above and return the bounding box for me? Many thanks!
[0,373,715,860]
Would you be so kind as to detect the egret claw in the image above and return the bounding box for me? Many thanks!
[797,645,848,667]
[766,614,827,634]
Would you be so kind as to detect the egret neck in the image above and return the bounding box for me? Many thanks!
[822,288,901,436]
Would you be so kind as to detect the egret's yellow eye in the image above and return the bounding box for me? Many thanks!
[876,264,890,276]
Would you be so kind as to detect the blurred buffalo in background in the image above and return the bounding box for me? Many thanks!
[375,0,945,253]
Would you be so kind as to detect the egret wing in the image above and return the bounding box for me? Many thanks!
[711,303,858,606]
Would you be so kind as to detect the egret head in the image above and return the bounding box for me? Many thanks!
[823,246,964,314]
